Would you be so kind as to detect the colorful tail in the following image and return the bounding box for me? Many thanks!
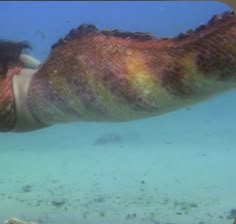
[1,11,236,132]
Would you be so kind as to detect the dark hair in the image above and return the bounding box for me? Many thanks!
[0,40,31,76]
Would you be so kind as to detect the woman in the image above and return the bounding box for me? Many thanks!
[0,40,40,132]
[0,40,40,75]
[0,11,236,133]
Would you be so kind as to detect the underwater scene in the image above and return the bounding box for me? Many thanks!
[0,1,236,224]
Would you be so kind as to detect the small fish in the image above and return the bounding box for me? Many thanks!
[34,30,46,40]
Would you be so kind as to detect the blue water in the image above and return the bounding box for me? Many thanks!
[0,1,236,224]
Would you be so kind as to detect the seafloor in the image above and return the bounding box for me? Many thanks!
[0,91,235,224]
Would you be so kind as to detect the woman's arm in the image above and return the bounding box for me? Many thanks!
[19,54,41,69]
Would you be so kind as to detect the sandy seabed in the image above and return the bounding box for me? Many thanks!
[0,91,235,224]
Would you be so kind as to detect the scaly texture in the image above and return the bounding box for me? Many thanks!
[0,68,21,131]
[25,11,236,126]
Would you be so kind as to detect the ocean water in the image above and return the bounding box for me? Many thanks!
[0,1,236,224]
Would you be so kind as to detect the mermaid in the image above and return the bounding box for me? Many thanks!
[0,11,235,132]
